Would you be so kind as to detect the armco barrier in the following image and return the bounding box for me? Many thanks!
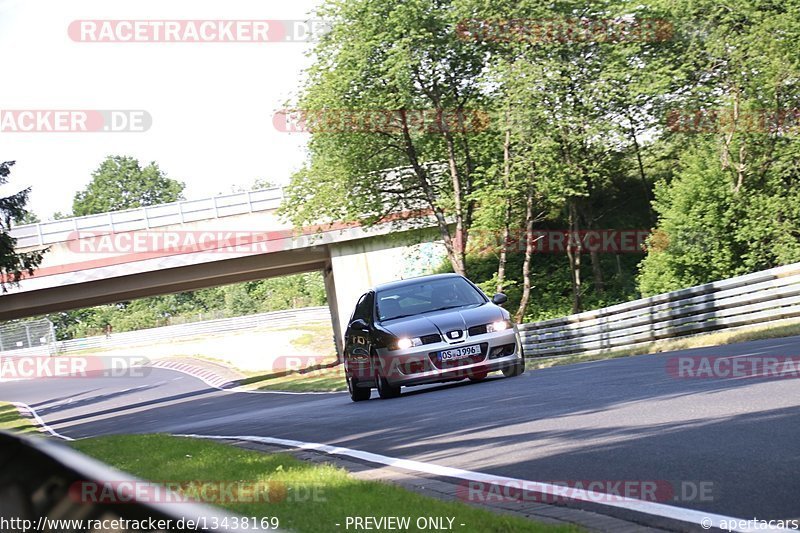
[519,262,800,357]
[0,429,261,531]
[0,306,331,356]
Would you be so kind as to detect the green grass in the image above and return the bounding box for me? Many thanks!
[72,435,576,533]
[0,402,40,435]
[240,362,347,392]
[528,319,800,370]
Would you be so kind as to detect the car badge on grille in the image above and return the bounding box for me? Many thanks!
[447,330,462,339]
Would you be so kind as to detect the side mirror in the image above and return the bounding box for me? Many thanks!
[350,318,369,330]
[492,293,508,305]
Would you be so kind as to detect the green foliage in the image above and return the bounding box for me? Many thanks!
[43,0,800,331]
[638,143,740,295]
[0,160,45,291]
[637,0,800,295]
[48,273,328,340]
[73,156,185,216]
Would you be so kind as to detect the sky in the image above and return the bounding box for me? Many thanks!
[0,0,319,220]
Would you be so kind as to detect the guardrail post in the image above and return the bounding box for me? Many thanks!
[36,224,44,246]
[143,206,150,229]
[247,191,254,213]
[177,201,184,224]
[107,212,115,233]
[212,196,219,218]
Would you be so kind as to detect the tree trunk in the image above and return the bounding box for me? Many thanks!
[398,113,466,275]
[580,201,605,293]
[444,131,468,277]
[566,200,582,314]
[589,249,604,293]
[497,120,512,293]
[515,186,536,322]
[626,110,655,224]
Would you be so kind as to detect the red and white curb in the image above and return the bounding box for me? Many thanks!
[147,360,343,395]
[148,360,237,389]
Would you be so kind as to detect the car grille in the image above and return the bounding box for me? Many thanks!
[428,342,488,370]
[420,334,441,345]
[468,324,488,336]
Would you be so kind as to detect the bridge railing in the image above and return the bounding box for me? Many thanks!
[520,262,800,358]
[9,187,285,248]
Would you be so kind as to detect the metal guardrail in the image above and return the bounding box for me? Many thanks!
[57,306,331,354]
[519,262,800,357]
[0,430,260,532]
[0,307,331,356]
[9,187,285,248]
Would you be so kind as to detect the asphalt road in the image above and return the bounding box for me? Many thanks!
[2,335,800,526]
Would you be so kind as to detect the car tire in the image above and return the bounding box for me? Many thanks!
[502,358,525,378]
[374,367,401,400]
[347,375,371,402]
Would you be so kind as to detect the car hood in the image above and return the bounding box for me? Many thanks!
[380,304,505,338]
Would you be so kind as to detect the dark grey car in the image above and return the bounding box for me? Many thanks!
[343,273,525,401]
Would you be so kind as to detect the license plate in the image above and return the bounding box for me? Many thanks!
[439,344,481,361]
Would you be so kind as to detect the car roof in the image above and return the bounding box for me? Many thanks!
[374,273,465,292]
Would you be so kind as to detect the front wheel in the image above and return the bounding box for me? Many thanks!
[502,359,525,378]
[375,369,401,399]
[347,375,371,402]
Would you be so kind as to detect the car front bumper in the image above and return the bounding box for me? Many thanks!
[347,328,524,388]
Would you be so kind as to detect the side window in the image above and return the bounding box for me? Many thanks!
[350,292,373,324]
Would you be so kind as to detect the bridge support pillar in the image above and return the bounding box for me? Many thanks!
[327,229,447,357]
[322,260,344,362]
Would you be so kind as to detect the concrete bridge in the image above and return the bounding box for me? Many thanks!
[5,187,446,355]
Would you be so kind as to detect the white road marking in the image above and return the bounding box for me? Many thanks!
[6,401,790,532]
[178,433,792,533]
[10,401,74,441]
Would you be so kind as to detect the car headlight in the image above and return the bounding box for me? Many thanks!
[487,320,510,333]
[395,337,422,350]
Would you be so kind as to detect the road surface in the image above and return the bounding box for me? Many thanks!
[2,335,800,528]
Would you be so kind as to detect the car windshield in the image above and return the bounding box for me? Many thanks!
[375,277,486,321]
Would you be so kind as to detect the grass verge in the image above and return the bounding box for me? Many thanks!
[0,402,40,435]
[528,319,800,370]
[239,361,346,392]
[72,434,577,533]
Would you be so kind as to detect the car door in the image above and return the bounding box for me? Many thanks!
[344,292,374,379]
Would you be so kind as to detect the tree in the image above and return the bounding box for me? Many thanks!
[0,160,45,291]
[14,210,40,225]
[639,0,800,294]
[73,156,185,216]
[280,0,495,276]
